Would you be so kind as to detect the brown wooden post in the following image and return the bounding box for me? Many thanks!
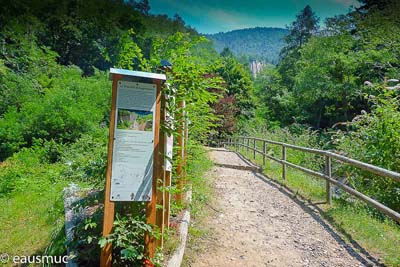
[155,84,166,248]
[100,74,122,267]
[176,100,185,205]
[282,145,286,180]
[253,139,256,160]
[325,155,332,205]
[145,79,163,258]
[263,141,266,165]
[247,138,250,153]
[164,170,172,229]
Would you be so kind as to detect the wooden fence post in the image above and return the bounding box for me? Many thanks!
[247,138,250,153]
[282,145,286,180]
[325,155,332,205]
[263,141,266,165]
[253,139,256,160]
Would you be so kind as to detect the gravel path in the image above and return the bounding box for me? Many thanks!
[188,148,378,267]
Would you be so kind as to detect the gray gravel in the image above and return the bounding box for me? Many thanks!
[189,148,378,267]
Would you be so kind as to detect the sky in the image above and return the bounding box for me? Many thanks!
[148,0,360,34]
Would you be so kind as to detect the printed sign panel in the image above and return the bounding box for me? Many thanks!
[110,81,156,201]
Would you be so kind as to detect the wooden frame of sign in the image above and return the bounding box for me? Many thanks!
[101,68,166,267]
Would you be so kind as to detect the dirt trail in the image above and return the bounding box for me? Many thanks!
[187,148,378,267]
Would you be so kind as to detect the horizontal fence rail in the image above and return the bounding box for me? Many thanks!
[220,136,400,224]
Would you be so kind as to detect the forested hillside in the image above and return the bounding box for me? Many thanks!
[206,27,288,64]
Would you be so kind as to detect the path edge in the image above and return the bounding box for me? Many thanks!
[165,189,192,267]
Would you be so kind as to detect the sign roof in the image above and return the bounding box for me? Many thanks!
[109,68,166,81]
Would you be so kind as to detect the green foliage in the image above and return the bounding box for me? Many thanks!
[61,130,108,187]
[253,66,297,127]
[239,123,323,171]
[0,66,110,160]
[218,54,255,119]
[255,1,400,129]
[115,29,147,70]
[336,88,400,212]
[99,213,159,267]
[278,5,319,88]
[151,32,222,142]
[0,144,60,197]
[66,197,104,267]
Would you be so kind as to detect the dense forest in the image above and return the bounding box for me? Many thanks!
[0,0,400,266]
[206,27,288,64]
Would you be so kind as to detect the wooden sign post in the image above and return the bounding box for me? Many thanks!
[101,68,166,267]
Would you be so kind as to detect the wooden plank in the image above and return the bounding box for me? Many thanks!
[100,74,122,267]
[145,79,162,259]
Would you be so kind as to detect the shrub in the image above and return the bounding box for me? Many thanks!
[336,89,400,212]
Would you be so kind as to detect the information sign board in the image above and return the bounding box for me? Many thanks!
[110,81,156,201]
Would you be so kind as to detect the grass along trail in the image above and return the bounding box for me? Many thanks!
[185,148,378,267]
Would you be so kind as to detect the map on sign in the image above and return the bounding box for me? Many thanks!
[110,81,156,201]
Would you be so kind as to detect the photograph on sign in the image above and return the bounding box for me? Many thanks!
[117,109,153,132]
[110,81,156,202]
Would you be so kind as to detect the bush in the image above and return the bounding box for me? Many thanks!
[0,67,110,160]
[336,89,400,212]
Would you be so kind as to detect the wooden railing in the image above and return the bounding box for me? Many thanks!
[220,136,400,224]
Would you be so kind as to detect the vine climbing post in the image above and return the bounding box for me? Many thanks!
[176,100,185,205]
[325,155,332,205]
